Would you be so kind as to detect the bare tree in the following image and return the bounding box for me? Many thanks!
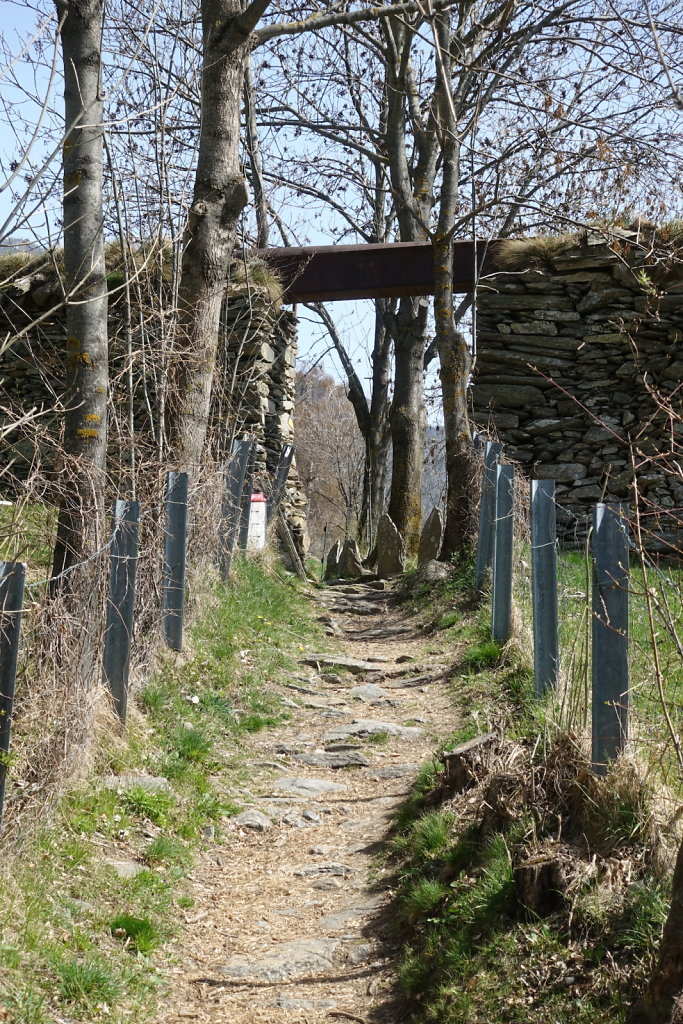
[51,0,108,585]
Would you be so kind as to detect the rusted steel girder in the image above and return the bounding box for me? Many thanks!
[250,239,498,303]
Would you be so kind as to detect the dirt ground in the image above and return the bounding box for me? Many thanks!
[152,576,459,1024]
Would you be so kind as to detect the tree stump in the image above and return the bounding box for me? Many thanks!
[440,732,498,794]
[514,855,568,916]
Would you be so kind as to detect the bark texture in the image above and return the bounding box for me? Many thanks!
[630,837,683,1024]
[380,7,438,553]
[168,0,252,472]
[52,0,108,584]
[387,297,428,556]
[432,10,477,559]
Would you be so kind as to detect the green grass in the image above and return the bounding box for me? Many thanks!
[550,548,683,789]
[0,501,55,574]
[0,555,321,1023]
[53,954,121,1008]
[110,914,161,955]
[388,551,665,1024]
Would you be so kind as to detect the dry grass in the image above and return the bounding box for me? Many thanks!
[493,234,579,270]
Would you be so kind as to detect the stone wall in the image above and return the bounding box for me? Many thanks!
[472,229,683,546]
[0,256,309,554]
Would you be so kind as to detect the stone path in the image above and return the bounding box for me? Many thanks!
[153,576,457,1024]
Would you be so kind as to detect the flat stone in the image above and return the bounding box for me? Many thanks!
[272,776,347,798]
[320,672,345,685]
[323,719,423,742]
[292,751,371,768]
[271,996,338,1010]
[301,654,383,674]
[220,938,339,982]
[302,809,322,823]
[296,695,336,709]
[319,897,383,931]
[340,817,377,831]
[376,513,406,577]
[347,942,374,965]
[234,809,272,832]
[103,858,145,879]
[293,862,353,876]
[536,463,587,482]
[350,683,388,702]
[418,507,443,564]
[282,814,306,826]
[102,774,171,793]
[311,877,344,890]
[371,763,421,778]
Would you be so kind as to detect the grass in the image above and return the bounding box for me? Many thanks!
[545,547,683,790]
[387,551,667,1024]
[110,914,161,954]
[0,553,321,1023]
[0,501,55,575]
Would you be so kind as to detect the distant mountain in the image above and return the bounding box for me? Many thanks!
[0,237,42,254]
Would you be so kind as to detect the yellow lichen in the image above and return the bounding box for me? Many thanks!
[76,428,99,439]
[85,413,101,422]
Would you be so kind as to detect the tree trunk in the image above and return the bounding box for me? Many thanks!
[51,0,108,587]
[437,325,478,558]
[387,297,427,556]
[167,0,251,472]
[431,10,477,560]
[629,837,683,1024]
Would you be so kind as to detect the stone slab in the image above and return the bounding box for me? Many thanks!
[323,719,423,742]
[418,507,443,565]
[102,774,171,793]
[291,751,371,768]
[272,776,347,797]
[349,683,389,702]
[220,939,339,982]
[319,897,383,931]
[234,809,272,832]
[376,513,406,578]
[301,654,383,674]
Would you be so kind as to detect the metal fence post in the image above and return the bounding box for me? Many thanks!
[219,439,252,580]
[475,441,502,593]
[0,561,25,830]
[163,471,188,652]
[492,464,514,644]
[267,444,295,526]
[592,503,630,775]
[103,500,140,725]
[531,480,559,696]
[237,442,257,551]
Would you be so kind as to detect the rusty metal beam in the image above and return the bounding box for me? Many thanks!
[250,239,498,303]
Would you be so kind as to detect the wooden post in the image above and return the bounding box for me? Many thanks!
[0,561,25,830]
[103,500,140,724]
[162,471,188,651]
[592,503,629,774]
[531,480,559,695]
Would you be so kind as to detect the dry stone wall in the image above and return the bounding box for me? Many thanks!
[472,230,683,546]
[0,257,309,554]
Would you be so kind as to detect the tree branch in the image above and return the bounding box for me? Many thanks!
[255,1,423,46]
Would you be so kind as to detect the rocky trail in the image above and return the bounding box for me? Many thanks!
[153,575,459,1024]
